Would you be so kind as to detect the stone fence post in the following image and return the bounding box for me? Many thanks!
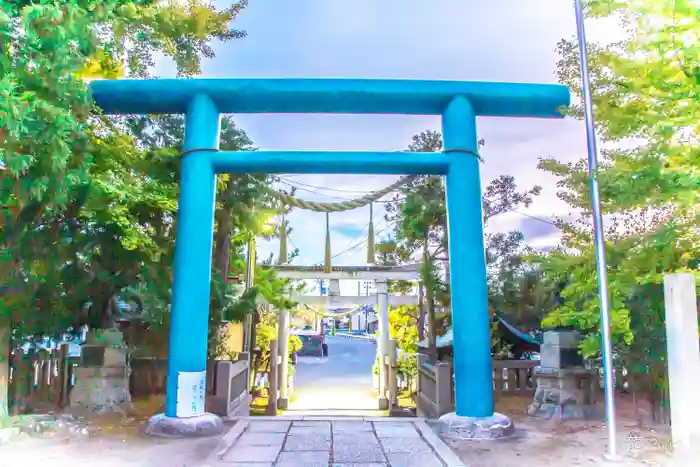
[435,361,452,417]
[664,273,700,454]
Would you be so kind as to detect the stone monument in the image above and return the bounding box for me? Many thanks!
[70,328,132,413]
[528,329,599,420]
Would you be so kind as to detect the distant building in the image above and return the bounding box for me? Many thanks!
[350,305,378,334]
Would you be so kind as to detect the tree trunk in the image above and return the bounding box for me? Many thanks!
[417,283,426,341]
[213,212,232,280]
[423,242,438,362]
[0,319,10,421]
[426,294,437,362]
[213,180,235,280]
[442,251,451,313]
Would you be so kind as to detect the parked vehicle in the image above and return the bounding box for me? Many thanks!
[293,330,328,357]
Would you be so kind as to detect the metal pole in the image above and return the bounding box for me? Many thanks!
[573,0,618,459]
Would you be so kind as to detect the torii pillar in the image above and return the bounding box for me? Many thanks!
[438,96,514,439]
[277,307,291,409]
[375,279,391,409]
[145,95,223,436]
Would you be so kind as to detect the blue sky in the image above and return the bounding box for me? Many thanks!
[156,0,621,294]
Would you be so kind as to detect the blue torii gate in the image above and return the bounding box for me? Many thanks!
[91,78,569,437]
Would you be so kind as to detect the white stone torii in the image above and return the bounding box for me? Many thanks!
[291,294,419,308]
[274,264,422,281]
[272,264,421,409]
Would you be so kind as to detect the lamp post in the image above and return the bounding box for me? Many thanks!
[573,0,619,459]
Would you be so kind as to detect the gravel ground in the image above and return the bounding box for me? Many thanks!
[441,394,678,467]
[0,399,230,467]
[0,429,224,467]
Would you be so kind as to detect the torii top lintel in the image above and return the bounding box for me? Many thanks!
[90,78,570,118]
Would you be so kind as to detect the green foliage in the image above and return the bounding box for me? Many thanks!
[253,307,300,375]
[254,310,278,371]
[487,231,558,330]
[0,0,252,334]
[0,0,299,419]
[289,335,302,355]
[545,0,698,216]
[0,0,296,383]
[253,266,298,311]
[387,305,420,382]
[389,305,419,354]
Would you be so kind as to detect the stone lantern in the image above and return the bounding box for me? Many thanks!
[528,329,599,420]
[70,328,132,413]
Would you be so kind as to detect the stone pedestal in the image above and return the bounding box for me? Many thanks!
[437,412,515,440]
[527,367,599,420]
[528,329,599,420]
[70,365,131,412]
[144,413,223,438]
[70,332,132,413]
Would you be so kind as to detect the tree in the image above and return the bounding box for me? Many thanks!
[384,130,542,360]
[0,0,251,418]
[1,0,251,326]
[487,231,557,331]
[532,0,699,413]
[551,0,698,214]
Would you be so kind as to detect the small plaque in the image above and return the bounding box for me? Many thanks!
[176,371,206,418]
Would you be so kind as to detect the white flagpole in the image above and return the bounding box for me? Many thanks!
[572,0,619,460]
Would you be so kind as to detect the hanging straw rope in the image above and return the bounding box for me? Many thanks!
[267,175,415,267]
[303,303,366,318]
[258,175,416,213]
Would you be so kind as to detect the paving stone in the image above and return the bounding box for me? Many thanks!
[222,444,280,463]
[289,425,331,436]
[293,421,331,427]
[333,432,380,447]
[246,421,291,433]
[276,450,330,467]
[385,452,444,467]
[370,420,412,425]
[332,464,387,467]
[379,437,432,454]
[332,421,374,432]
[373,424,421,438]
[218,463,274,467]
[304,416,364,421]
[333,444,386,463]
[284,434,331,451]
[235,432,286,446]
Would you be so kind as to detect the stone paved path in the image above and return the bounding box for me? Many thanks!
[204,419,461,466]
[287,336,379,415]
